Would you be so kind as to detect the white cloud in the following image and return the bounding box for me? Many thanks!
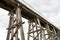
[0,28,7,40]
[0,8,9,28]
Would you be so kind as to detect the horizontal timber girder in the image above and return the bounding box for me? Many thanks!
[0,0,60,36]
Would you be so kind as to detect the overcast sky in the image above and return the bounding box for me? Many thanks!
[0,0,60,40]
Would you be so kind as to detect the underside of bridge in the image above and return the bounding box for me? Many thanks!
[0,0,60,40]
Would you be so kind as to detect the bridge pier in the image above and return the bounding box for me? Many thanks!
[6,3,25,40]
[27,18,46,40]
[27,18,60,40]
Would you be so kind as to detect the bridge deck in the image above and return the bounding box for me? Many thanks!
[0,0,59,31]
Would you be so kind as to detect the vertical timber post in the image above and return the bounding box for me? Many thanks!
[42,29,46,40]
[57,31,60,40]
[6,11,14,40]
[53,28,57,40]
[37,18,42,40]
[51,28,54,40]
[27,21,31,40]
[35,19,39,40]
[16,3,25,40]
[31,21,35,40]
[45,24,51,40]
[11,12,14,40]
